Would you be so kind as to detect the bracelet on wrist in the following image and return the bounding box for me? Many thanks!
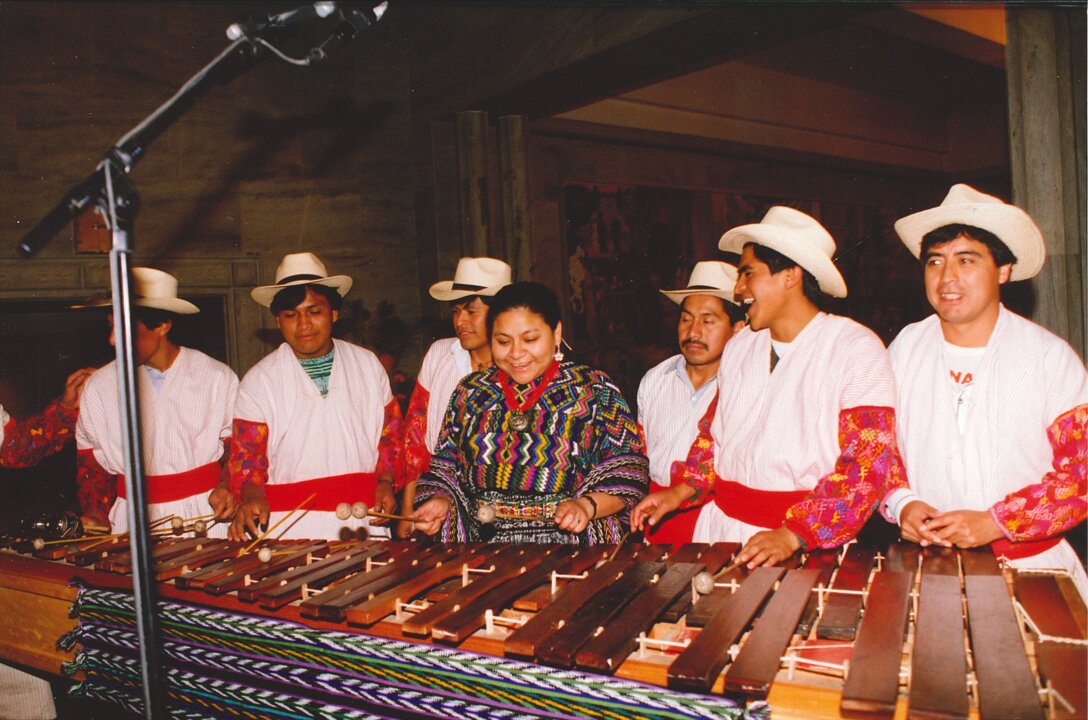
[582,494,598,520]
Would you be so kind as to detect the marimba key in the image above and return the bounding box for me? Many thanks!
[1035,643,1087,720]
[963,548,1045,720]
[668,566,784,693]
[883,541,920,575]
[510,544,613,612]
[253,541,386,610]
[151,540,241,580]
[664,543,708,564]
[685,563,750,628]
[798,548,839,636]
[535,561,665,668]
[345,544,506,626]
[1015,573,1088,640]
[302,543,460,622]
[723,568,821,700]
[574,561,704,673]
[504,556,637,660]
[839,570,912,717]
[175,539,309,590]
[660,542,737,623]
[202,541,330,595]
[401,545,544,637]
[816,543,877,640]
[909,548,968,720]
[431,547,580,643]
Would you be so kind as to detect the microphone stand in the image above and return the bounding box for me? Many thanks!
[15,5,385,717]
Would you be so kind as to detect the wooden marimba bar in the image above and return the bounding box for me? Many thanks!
[1,534,1085,719]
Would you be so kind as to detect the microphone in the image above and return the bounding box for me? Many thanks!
[309,2,387,63]
[226,1,338,41]
[18,170,104,258]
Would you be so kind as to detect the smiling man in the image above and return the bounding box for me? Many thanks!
[635,261,744,544]
[223,253,403,541]
[632,207,907,567]
[400,257,511,536]
[885,184,1087,599]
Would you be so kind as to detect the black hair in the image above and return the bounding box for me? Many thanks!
[270,283,343,316]
[486,281,561,335]
[449,294,493,310]
[747,242,824,306]
[920,224,1017,268]
[681,295,745,325]
[133,306,177,332]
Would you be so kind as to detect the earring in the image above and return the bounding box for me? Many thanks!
[554,347,564,362]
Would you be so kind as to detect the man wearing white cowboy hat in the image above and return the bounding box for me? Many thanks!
[633,207,907,567]
[398,257,511,537]
[224,252,403,541]
[75,267,238,537]
[634,261,745,544]
[883,184,1087,599]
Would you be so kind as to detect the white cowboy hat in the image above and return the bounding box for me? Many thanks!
[71,267,199,314]
[429,257,512,301]
[894,183,1045,281]
[660,261,740,306]
[251,252,353,307]
[718,206,847,298]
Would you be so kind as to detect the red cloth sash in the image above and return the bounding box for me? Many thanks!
[991,535,1063,561]
[116,462,220,504]
[712,480,809,530]
[263,472,376,512]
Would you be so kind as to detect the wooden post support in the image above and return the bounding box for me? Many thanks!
[498,115,533,281]
[455,110,491,257]
[1006,7,1087,360]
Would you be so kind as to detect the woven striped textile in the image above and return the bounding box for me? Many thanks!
[63,585,763,720]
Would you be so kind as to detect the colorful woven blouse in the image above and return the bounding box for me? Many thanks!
[415,361,648,544]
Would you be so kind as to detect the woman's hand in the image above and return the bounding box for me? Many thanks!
[410,496,450,535]
[555,497,594,534]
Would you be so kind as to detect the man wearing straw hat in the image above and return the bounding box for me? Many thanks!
[75,267,238,537]
[398,257,511,537]
[884,184,1087,598]
[225,252,403,541]
[633,207,907,566]
[636,261,744,544]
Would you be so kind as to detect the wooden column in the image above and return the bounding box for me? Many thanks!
[455,110,491,257]
[499,115,533,281]
[1006,7,1086,359]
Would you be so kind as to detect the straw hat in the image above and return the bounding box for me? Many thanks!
[718,206,847,298]
[251,252,353,307]
[894,183,1045,281]
[429,257,512,301]
[71,267,199,314]
[660,261,739,306]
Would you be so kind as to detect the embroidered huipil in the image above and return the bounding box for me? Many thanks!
[637,354,717,542]
[402,338,473,487]
[0,400,78,468]
[697,313,907,549]
[888,307,1088,598]
[75,347,238,535]
[230,339,403,539]
[415,361,648,544]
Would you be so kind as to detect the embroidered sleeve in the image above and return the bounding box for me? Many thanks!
[0,398,78,468]
[377,398,405,485]
[400,382,431,489]
[784,405,908,550]
[580,377,650,543]
[991,405,1087,542]
[77,448,116,521]
[228,419,270,498]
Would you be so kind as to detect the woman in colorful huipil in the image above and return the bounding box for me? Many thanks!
[411,282,648,544]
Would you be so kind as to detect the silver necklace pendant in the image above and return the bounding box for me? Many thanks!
[509,411,530,431]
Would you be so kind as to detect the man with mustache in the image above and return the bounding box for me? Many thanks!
[635,261,744,543]
[633,208,908,567]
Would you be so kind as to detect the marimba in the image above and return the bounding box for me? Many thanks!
[0,536,1084,719]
